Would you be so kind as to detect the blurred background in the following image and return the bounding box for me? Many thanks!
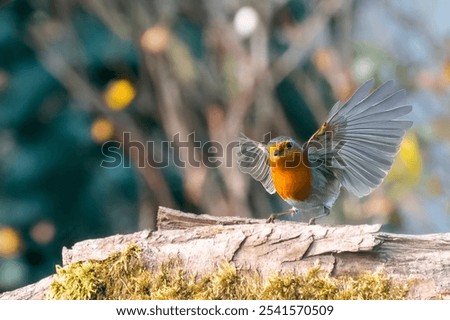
[0,0,449,293]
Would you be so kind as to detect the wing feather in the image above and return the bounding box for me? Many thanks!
[236,134,276,194]
[328,79,375,119]
[308,80,413,197]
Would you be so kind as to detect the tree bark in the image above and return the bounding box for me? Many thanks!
[1,206,449,299]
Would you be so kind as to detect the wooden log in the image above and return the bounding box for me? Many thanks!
[0,276,54,300]
[1,206,449,299]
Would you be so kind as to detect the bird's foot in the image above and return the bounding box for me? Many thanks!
[266,208,298,223]
[307,207,330,225]
[266,214,276,224]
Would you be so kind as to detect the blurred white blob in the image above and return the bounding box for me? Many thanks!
[233,6,259,38]
[353,56,376,81]
[0,260,28,288]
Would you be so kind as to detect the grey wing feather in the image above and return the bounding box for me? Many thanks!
[236,135,276,194]
[311,79,413,197]
[328,79,375,119]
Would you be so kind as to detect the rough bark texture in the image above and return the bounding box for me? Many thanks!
[1,206,449,299]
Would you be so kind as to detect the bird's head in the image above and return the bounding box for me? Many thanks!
[267,137,303,167]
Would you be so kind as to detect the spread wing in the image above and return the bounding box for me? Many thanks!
[307,79,413,197]
[236,134,276,194]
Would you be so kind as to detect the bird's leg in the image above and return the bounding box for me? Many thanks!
[308,207,330,225]
[266,207,298,223]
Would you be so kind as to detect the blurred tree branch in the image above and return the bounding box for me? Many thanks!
[29,17,176,229]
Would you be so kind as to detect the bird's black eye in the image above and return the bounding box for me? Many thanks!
[286,142,292,149]
[273,150,280,157]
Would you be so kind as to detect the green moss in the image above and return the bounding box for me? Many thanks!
[48,245,151,299]
[261,268,339,300]
[48,245,409,300]
[191,263,261,300]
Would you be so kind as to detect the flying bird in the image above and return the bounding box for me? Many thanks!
[236,79,413,223]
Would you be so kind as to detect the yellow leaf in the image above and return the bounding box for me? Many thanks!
[91,118,114,143]
[0,227,22,258]
[104,79,136,111]
[386,132,422,189]
[441,59,450,85]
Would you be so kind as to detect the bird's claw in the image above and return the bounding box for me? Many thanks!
[266,208,298,223]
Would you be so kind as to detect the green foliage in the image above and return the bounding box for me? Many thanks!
[49,245,409,300]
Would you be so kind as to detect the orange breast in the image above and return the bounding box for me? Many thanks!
[270,151,312,201]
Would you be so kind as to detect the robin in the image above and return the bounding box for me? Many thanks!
[237,79,413,224]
